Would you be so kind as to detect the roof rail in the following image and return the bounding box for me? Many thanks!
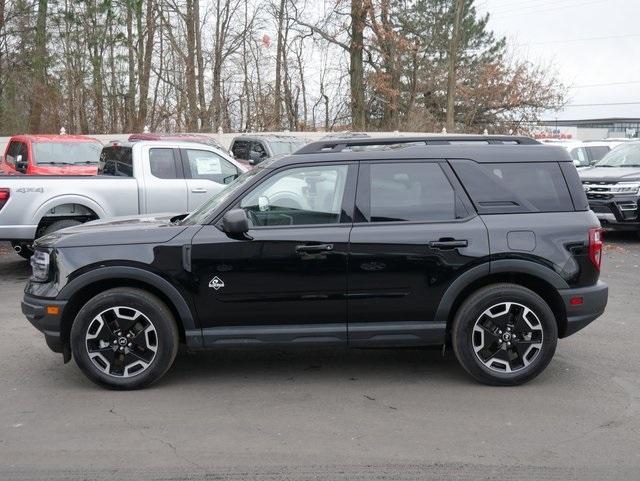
[294,135,540,154]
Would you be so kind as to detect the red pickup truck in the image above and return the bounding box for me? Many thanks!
[0,134,102,175]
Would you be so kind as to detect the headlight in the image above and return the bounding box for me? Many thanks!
[30,249,51,282]
[612,182,640,194]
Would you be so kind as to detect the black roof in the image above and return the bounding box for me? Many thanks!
[265,135,571,168]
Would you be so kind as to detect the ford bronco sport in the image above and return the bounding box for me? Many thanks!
[22,136,608,389]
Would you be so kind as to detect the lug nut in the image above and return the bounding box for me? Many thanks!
[127,343,132,348]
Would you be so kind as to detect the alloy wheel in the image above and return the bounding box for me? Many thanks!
[472,302,544,373]
[85,306,158,378]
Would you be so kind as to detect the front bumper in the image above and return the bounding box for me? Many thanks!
[588,197,640,229]
[22,294,68,355]
[558,281,608,338]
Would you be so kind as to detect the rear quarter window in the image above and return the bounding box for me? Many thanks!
[451,160,574,213]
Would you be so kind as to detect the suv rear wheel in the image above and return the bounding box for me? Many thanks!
[70,288,179,390]
[452,283,558,386]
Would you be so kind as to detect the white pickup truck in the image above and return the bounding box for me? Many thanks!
[0,140,247,258]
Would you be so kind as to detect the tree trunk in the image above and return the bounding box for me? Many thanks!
[28,0,48,133]
[273,0,286,130]
[446,0,464,131]
[184,0,198,131]
[350,0,366,131]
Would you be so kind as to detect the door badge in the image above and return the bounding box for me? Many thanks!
[209,276,225,290]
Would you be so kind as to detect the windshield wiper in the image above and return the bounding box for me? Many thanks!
[38,161,74,165]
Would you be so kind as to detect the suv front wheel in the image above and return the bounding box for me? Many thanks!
[452,283,558,386]
[70,288,179,390]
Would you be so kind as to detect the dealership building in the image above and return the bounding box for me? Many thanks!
[537,117,640,140]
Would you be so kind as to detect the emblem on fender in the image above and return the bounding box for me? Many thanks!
[209,276,225,290]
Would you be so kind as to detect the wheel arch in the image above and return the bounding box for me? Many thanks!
[58,267,200,350]
[436,261,568,340]
[32,195,107,227]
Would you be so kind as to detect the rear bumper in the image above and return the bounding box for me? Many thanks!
[0,224,38,241]
[21,294,67,353]
[558,281,608,338]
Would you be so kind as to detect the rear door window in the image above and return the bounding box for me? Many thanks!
[451,161,573,213]
[99,146,133,177]
[357,162,457,222]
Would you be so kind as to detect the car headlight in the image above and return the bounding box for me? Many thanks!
[30,249,51,282]
[612,182,640,194]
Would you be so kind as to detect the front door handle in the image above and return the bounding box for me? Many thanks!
[295,243,334,253]
[191,188,207,194]
[428,238,468,249]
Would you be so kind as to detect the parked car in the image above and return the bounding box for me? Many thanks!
[128,132,234,157]
[0,135,102,176]
[230,134,308,165]
[540,139,611,169]
[21,135,607,389]
[0,140,247,258]
[579,141,640,233]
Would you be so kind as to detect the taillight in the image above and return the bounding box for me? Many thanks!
[0,188,9,210]
[588,227,603,271]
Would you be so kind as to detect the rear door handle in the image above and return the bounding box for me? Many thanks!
[295,244,334,253]
[191,188,207,194]
[428,238,468,249]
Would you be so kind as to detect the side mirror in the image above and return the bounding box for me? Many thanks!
[222,208,251,239]
[15,154,27,172]
[249,150,262,163]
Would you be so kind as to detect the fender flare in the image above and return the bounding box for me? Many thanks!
[32,194,108,225]
[58,266,199,337]
[434,259,569,324]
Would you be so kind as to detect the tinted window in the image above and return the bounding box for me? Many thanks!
[363,162,456,222]
[240,165,349,226]
[5,141,27,166]
[569,147,589,166]
[452,161,573,213]
[149,148,178,179]
[586,146,610,162]
[231,140,250,160]
[99,146,133,177]
[184,149,238,184]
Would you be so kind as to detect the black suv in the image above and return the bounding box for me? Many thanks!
[22,136,608,389]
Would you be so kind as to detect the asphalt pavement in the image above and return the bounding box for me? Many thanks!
[0,235,639,480]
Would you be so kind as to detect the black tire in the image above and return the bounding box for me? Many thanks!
[41,219,83,236]
[11,241,33,260]
[452,283,558,386]
[70,288,179,390]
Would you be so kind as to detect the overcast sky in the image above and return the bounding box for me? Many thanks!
[477,0,640,121]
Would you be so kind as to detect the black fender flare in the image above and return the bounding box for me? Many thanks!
[58,266,200,343]
[434,259,569,324]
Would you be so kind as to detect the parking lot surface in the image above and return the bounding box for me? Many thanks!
[1,235,639,481]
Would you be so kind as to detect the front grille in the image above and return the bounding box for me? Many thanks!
[591,205,611,214]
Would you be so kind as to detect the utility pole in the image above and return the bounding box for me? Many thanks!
[446,0,464,132]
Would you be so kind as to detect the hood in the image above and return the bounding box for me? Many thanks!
[579,166,640,182]
[35,213,188,248]
[31,164,98,176]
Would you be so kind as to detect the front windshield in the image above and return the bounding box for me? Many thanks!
[595,143,640,167]
[33,141,103,165]
[180,168,262,225]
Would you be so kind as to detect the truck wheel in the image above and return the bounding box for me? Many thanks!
[70,288,179,390]
[41,219,83,236]
[11,241,33,260]
[452,283,558,386]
